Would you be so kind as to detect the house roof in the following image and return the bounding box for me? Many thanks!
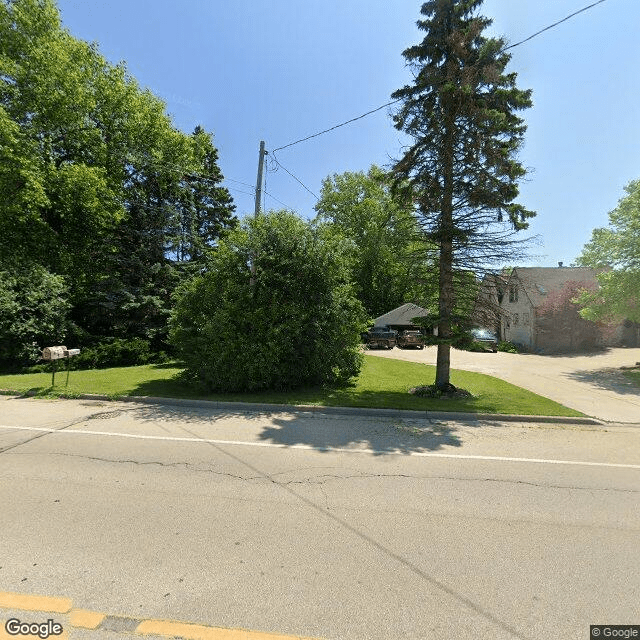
[374,303,430,327]
[511,267,599,308]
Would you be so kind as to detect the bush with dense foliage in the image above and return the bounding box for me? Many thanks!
[0,264,70,369]
[497,341,519,353]
[170,211,369,392]
[26,338,165,373]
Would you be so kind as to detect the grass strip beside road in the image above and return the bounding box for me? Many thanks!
[0,355,583,417]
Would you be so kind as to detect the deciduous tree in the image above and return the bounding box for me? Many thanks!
[1,0,236,359]
[576,179,640,323]
[314,166,435,317]
[536,281,601,352]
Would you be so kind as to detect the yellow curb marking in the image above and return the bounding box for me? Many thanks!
[136,620,319,640]
[0,594,71,615]
[0,592,320,640]
[68,609,105,629]
[0,620,69,640]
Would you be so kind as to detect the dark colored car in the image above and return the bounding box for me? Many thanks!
[471,328,498,352]
[396,330,425,349]
[365,326,397,349]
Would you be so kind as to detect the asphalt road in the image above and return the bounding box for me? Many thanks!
[367,346,640,423]
[1,396,639,640]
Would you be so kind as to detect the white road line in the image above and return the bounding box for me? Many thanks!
[1,424,639,469]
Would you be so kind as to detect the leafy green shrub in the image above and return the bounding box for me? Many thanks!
[497,341,519,353]
[73,338,153,369]
[0,264,70,370]
[170,211,369,392]
[27,338,160,372]
[467,340,491,352]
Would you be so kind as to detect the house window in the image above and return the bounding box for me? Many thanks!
[509,286,518,303]
[523,313,530,325]
[513,313,519,326]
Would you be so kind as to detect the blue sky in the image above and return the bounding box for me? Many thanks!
[55,0,639,267]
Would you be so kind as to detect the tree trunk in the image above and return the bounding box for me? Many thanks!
[435,115,456,391]
[435,237,454,390]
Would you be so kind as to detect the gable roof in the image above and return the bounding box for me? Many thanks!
[510,267,599,308]
[374,303,430,327]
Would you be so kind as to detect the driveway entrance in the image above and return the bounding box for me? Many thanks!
[367,346,640,423]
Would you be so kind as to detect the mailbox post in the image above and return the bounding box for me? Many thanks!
[41,346,80,387]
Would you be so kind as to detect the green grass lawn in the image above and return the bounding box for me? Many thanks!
[623,370,640,388]
[0,355,583,417]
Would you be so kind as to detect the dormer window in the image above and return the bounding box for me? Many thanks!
[509,285,518,303]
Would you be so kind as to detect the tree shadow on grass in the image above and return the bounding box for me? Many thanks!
[129,374,484,415]
[146,361,187,370]
[127,375,208,400]
[19,386,53,397]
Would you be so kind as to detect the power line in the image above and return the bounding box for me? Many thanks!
[263,156,268,212]
[110,152,254,194]
[503,0,608,50]
[270,152,319,200]
[271,0,609,153]
[223,176,258,190]
[264,190,294,210]
[271,100,400,153]
[225,186,256,198]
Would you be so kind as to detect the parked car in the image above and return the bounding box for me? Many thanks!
[365,326,397,349]
[396,330,425,349]
[470,328,498,352]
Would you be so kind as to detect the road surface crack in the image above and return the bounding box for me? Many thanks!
[279,471,639,494]
[32,451,264,481]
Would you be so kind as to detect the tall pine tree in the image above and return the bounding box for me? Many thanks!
[174,126,237,266]
[391,0,534,390]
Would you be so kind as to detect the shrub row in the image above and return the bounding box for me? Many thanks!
[25,338,171,373]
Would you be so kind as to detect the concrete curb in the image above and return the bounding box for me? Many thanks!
[29,391,603,425]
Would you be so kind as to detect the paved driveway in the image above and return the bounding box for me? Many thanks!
[367,346,640,423]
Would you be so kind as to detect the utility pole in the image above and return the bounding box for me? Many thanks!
[251,141,267,284]
[254,140,267,217]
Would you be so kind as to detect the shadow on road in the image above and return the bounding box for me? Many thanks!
[118,402,272,424]
[511,347,614,359]
[257,413,464,455]
[112,401,480,456]
[564,368,640,395]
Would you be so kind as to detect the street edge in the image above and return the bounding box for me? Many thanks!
[4,390,605,425]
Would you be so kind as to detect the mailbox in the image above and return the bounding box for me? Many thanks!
[42,346,81,387]
[42,346,67,361]
[42,346,81,360]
